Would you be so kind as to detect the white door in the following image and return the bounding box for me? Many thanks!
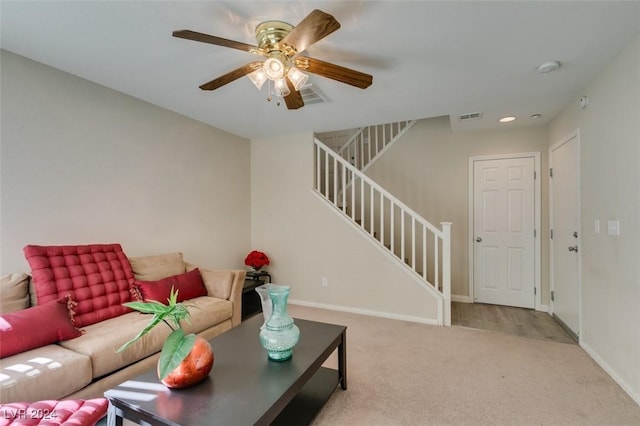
[473,157,535,308]
[550,131,580,337]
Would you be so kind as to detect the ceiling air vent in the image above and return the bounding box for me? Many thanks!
[300,84,329,105]
[458,112,483,121]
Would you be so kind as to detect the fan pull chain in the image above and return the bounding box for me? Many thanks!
[265,79,283,107]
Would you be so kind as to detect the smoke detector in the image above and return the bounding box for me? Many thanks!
[537,61,561,73]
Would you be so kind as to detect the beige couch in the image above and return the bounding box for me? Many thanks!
[0,253,245,403]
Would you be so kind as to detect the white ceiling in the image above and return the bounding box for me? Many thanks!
[2,1,639,140]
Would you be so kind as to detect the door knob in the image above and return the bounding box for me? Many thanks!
[568,246,578,252]
[476,237,482,242]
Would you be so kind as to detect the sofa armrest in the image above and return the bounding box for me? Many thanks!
[1,273,31,313]
[226,269,245,327]
[185,262,246,327]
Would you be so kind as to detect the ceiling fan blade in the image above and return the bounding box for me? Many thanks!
[296,56,373,89]
[173,30,259,53]
[281,10,341,53]
[199,62,263,91]
[284,78,304,110]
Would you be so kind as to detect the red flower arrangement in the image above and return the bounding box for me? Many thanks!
[244,250,270,270]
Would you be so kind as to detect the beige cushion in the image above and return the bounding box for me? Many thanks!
[180,296,233,335]
[0,344,92,403]
[186,264,233,300]
[129,252,185,281]
[60,311,172,379]
[59,296,232,378]
[0,273,30,313]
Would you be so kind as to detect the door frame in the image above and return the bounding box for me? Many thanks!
[467,152,542,310]
[549,128,582,338]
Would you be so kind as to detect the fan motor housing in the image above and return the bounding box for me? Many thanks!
[255,20,294,53]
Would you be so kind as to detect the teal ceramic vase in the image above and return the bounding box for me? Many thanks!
[259,285,300,361]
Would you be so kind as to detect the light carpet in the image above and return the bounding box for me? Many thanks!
[287,305,640,426]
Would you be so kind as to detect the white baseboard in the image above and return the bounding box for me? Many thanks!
[451,294,472,303]
[289,299,440,326]
[580,341,640,406]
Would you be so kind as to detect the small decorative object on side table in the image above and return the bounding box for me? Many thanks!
[242,250,272,320]
[244,250,270,272]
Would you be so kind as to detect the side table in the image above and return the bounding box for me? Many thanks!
[246,270,272,282]
[242,271,271,320]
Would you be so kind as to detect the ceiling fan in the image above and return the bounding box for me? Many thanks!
[173,9,373,109]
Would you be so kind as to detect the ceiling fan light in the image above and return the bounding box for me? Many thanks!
[263,57,285,80]
[274,78,291,97]
[287,66,309,91]
[247,68,267,90]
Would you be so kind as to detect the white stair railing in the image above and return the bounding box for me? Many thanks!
[314,137,452,326]
[337,120,416,172]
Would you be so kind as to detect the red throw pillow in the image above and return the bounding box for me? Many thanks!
[133,269,207,304]
[0,297,82,358]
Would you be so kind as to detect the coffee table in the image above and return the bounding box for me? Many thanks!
[104,315,346,425]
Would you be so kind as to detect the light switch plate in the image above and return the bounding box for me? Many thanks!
[594,219,600,234]
[607,220,620,236]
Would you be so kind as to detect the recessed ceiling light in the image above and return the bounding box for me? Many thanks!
[537,61,561,73]
[499,116,517,123]
[531,114,542,119]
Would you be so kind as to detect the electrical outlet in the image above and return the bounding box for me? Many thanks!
[607,220,620,236]
[321,277,329,288]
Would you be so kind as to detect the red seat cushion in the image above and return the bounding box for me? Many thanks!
[0,398,108,425]
[24,244,134,327]
[133,268,208,304]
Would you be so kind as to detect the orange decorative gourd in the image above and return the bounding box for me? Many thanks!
[160,336,214,389]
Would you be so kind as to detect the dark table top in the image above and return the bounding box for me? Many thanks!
[105,315,346,426]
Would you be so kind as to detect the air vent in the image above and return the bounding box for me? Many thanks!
[300,84,329,105]
[458,112,483,121]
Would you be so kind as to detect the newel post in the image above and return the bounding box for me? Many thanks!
[441,222,452,326]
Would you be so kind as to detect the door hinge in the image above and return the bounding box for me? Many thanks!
[550,229,554,239]
[534,287,537,295]
[551,291,555,301]
[534,229,537,237]
[549,168,554,178]
[534,171,537,180]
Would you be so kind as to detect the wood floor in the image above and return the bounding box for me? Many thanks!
[451,302,577,345]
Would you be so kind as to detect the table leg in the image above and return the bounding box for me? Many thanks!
[107,402,123,426]
[338,330,347,390]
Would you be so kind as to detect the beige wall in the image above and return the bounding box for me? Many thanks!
[250,132,440,323]
[549,35,640,403]
[365,117,549,303]
[0,50,251,273]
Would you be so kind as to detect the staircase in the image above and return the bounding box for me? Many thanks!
[337,120,415,171]
[313,122,452,326]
